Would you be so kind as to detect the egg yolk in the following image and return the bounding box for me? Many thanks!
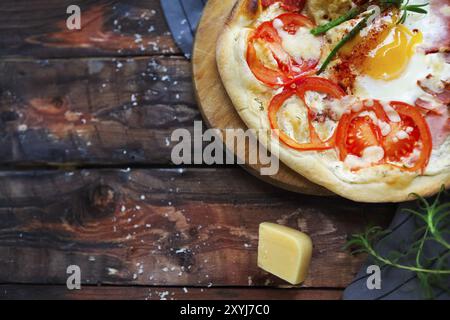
[361,25,423,81]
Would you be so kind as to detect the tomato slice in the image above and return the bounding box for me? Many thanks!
[261,0,306,12]
[335,100,432,172]
[346,117,382,157]
[382,101,432,172]
[335,100,387,162]
[247,22,290,86]
[383,117,419,161]
[276,12,315,31]
[295,77,346,101]
[247,13,319,87]
[268,77,345,150]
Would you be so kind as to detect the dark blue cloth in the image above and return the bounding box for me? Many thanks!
[160,0,206,59]
[343,198,450,300]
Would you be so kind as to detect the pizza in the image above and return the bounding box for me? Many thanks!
[216,0,450,202]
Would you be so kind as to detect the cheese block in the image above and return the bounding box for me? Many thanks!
[257,222,313,285]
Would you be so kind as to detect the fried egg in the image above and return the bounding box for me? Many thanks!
[353,50,448,105]
[345,2,450,105]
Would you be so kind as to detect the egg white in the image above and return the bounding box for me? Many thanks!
[353,52,448,104]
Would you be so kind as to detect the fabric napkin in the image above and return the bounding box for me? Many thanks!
[160,0,206,59]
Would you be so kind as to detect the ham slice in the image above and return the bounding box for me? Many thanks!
[425,105,450,148]
[422,0,450,53]
[417,76,450,105]
[416,73,449,148]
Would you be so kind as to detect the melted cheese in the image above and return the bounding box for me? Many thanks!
[272,19,322,63]
[344,146,385,170]
[326,96,359,119]
[253,41,279,69]
[396,130,410,140]
[378,120,391,136]
[278,96,310,143]
[303,91,327,114]
[381,101,401,123]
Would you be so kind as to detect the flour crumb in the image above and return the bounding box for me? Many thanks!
[107,267,118,275]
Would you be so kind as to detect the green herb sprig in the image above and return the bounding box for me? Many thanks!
[317,13,372,74]
[397,1,429,24]
[310,7,360,36]
[346,186,450,299]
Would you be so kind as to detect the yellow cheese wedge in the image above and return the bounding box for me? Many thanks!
[258,222,312,285]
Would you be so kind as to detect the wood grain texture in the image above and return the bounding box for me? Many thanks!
[193,0,331,195]
[0,285,342,300]
[0,0,179,58]
[0,168,394,288]
[0,0,399,300]
[0,56,198,165]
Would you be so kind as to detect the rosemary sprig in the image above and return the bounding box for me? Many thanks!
[317,14,370,74]
[346,186,450,299]
[312,0,429,36]
[397,1,429,24]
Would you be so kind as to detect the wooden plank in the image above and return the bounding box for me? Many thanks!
[0,284,342,300]
[0,56,198,165]
[0,0,179,58]
[0,168,395,288]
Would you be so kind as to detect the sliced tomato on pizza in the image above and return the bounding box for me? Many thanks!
[268,77,345,150]
[247,13,321,87]
[336,100,432,172]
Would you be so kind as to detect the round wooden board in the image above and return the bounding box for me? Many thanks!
[192,0,332,196]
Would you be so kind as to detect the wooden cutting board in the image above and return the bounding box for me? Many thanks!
[192,0,332,195]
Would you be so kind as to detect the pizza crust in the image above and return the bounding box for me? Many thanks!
[216,0,450,202]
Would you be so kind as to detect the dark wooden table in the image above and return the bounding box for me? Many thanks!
[0,0,396,300]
